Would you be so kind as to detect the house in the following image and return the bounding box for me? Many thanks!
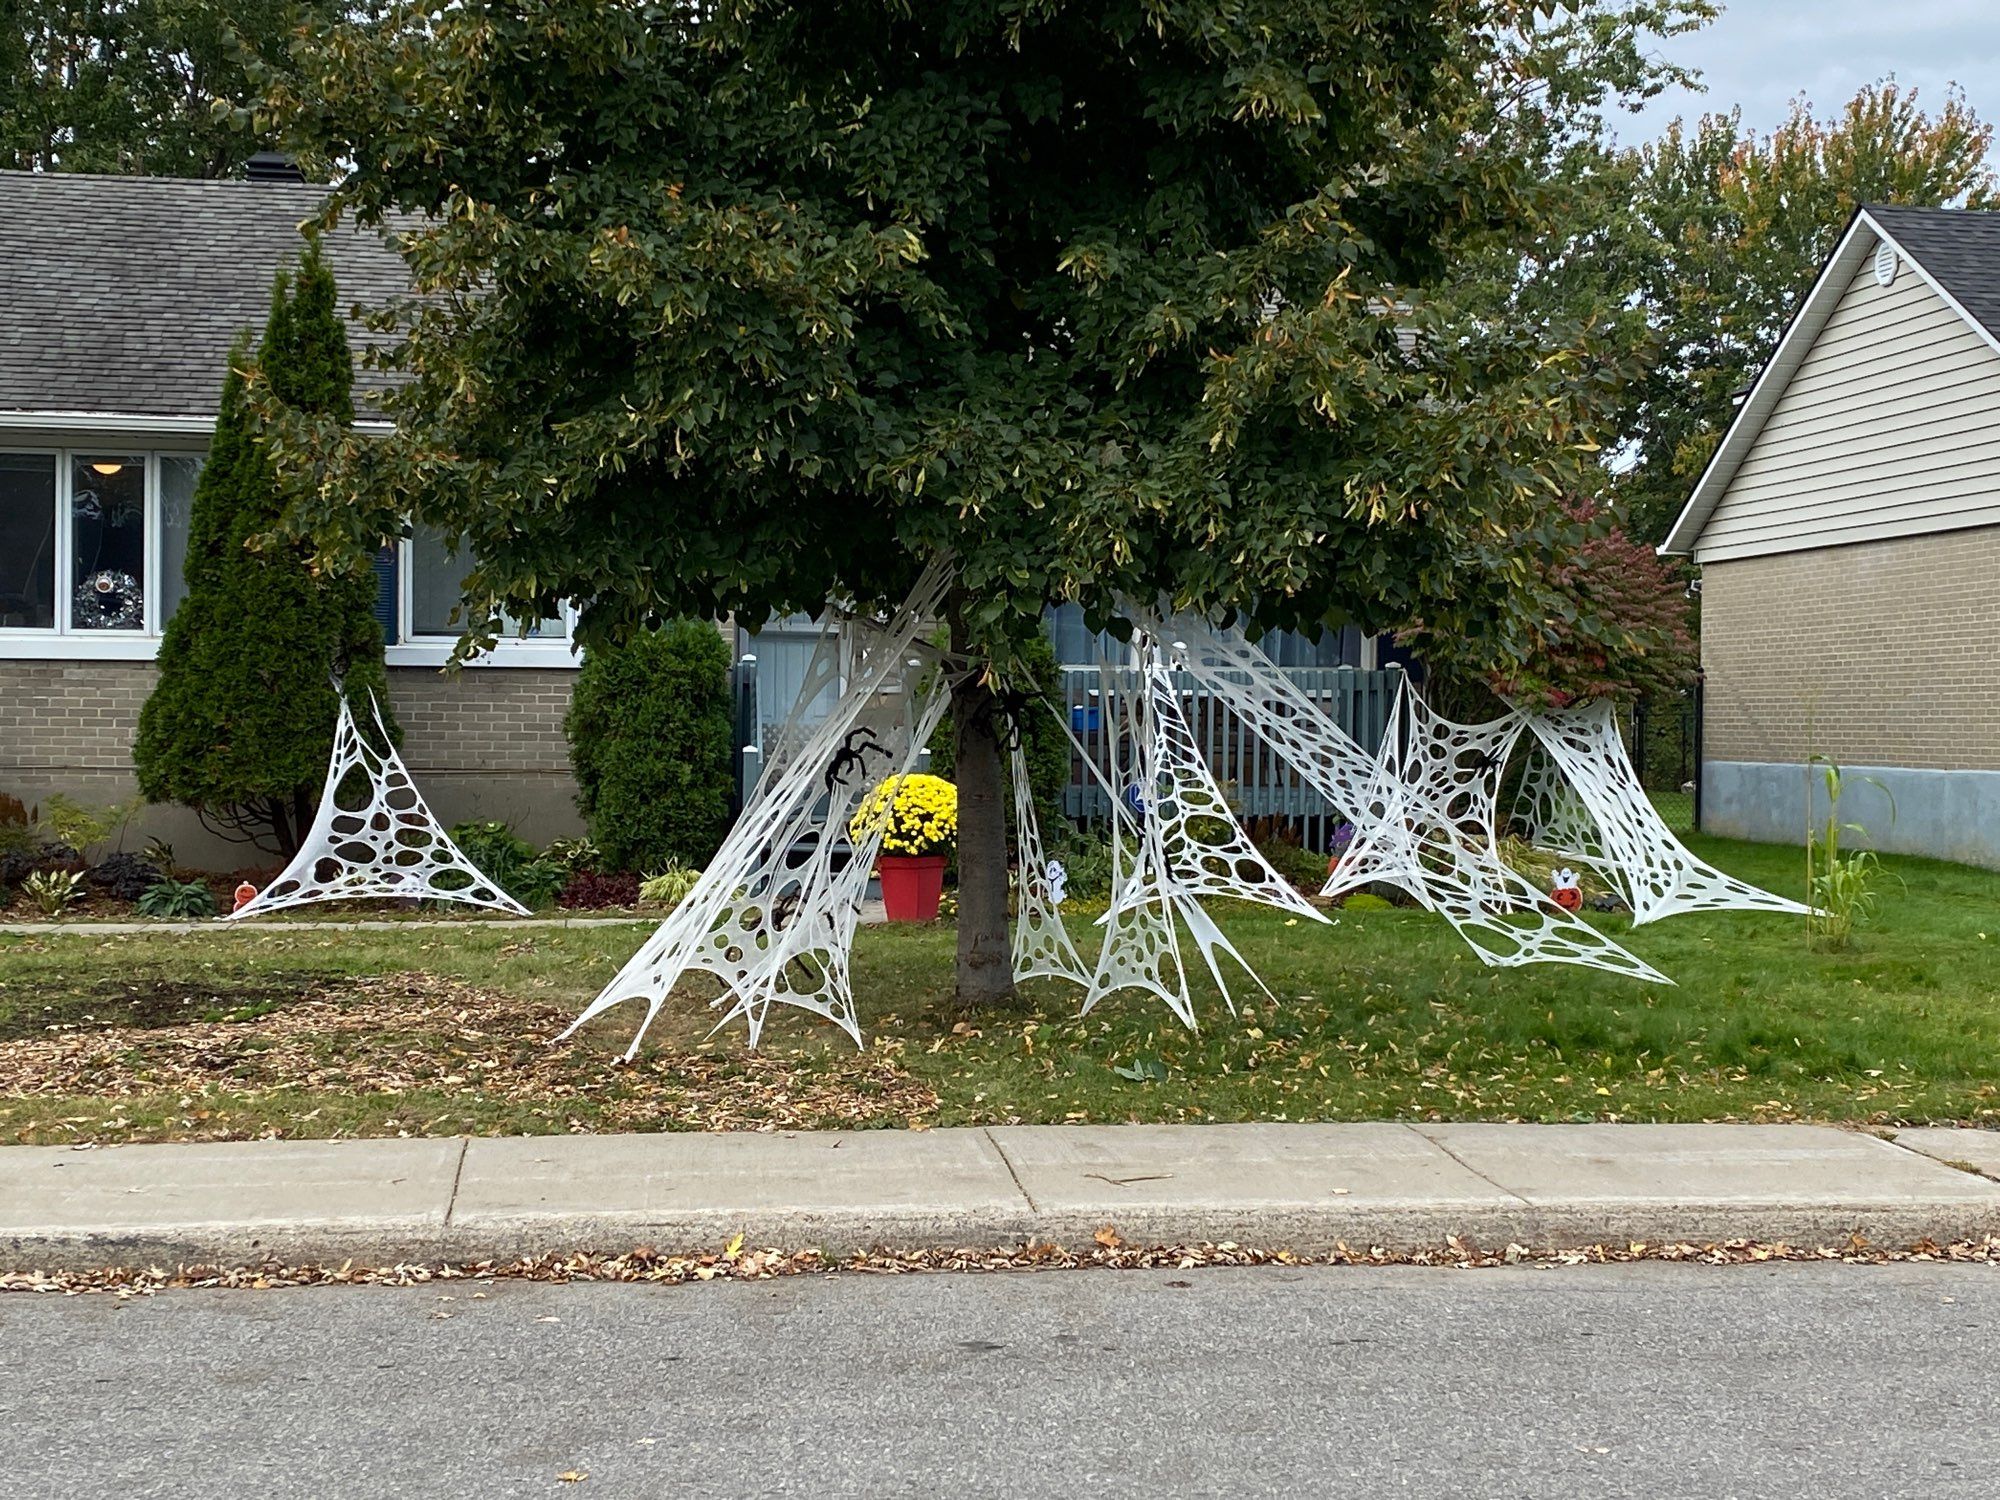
[0,165,588,864]
[1663,205,2000,870]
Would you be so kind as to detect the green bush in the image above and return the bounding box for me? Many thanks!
[566,619,734,873]
[1254,833,1328,895]
[1050,832,1115,902]
[448,820,567,910]
[137,878,219,919]
[639,863,703,908]
[24,869,86,917]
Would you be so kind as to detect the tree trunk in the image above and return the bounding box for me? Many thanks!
[949,664,1018,1011]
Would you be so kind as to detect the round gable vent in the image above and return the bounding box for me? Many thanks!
[1874,240,1899,287]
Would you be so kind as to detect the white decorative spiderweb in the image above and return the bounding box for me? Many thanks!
[562,562,955,1054]
[1010,738,1092,988]
[1072,635,1301,1027]
[1320,684,1667,981]
[1509,738,1606,862]
[1153,611,1667,984]
[228,689,528,920]
[1512,699,1806,925]
[1081,662,1201,1026]
[1142,645,1328,924]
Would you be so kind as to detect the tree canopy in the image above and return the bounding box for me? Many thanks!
[260,0,1717,1004]
[1,0,332,176]
[264,0,1686,682]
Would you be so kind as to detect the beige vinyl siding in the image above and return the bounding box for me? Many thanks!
[1694,239,2000,563]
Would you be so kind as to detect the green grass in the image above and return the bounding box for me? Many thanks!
[2,833,1996,1143]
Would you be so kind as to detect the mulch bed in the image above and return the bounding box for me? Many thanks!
[0,973,937,1136]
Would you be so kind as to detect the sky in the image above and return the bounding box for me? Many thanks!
[1612,0,2000,152]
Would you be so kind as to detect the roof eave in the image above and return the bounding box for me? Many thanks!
[1658,210,1875,557]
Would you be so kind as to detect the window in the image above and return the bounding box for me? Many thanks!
[157,456,202,625]
[396,522,573,663]
[0,454,57,630]
[0,448,204,644]
[0,448,577,668]
[69,456,147,631]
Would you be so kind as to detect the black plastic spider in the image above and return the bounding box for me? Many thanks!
[823,726,892,795]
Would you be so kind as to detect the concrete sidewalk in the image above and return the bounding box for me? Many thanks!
[6,1122,2000,1271]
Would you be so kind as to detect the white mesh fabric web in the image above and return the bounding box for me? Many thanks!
[1320,684,1664,980]
[1154,612,1666,984]
[1158,612,1389,821]
[1323,686,1525,892]
[1073,638,1290,1027]
[1513,699,1806,925]
[562,562,954,1054]
[1081,663,1199,1026]
[1010,738,1092,987]
[228,690,528,920]
[1509,738,1607,866]
[1142,646,1328,925]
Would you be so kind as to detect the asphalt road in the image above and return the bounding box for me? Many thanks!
[6,1261,1997,1498]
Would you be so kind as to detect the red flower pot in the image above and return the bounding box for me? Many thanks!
[877,854,948,922]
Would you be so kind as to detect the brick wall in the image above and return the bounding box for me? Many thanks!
[1700,524,2000,772]
[0,660,582,863]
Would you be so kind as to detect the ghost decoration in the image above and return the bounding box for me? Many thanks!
[1550,867,1583,913]
[1046,858,1068,907]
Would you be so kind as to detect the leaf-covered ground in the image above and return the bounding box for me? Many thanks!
[2,835,1997,1145]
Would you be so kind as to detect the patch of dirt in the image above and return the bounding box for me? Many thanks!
[0,973,938,1135]
[0,974,340,1042]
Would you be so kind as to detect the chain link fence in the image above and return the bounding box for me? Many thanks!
[1624,685,1701,834]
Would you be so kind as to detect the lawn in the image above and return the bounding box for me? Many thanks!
[2,833,1996,1145]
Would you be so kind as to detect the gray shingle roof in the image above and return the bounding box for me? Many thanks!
[1865,204,2000,345]
[0,170,412,418]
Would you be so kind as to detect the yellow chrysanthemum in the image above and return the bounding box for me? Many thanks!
[848,773,958,856]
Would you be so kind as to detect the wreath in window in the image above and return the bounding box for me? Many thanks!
[73,570,144,631]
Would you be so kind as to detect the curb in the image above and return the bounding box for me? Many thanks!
[6,1122,2000,1273]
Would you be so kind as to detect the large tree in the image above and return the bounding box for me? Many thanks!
[263,0,1686,1007]
[134,241,394,856]
[1,0,328,175]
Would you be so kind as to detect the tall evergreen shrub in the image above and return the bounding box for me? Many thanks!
[565,619,734,871]
[134,240,392,856]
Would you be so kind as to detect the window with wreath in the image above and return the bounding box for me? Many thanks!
[0,451,205,638]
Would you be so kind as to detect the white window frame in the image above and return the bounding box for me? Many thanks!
[0,445,204,660]
[0,443,581,669]
[385,533,581,669]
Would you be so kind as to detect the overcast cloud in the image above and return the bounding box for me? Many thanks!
[1612,0,2000,155]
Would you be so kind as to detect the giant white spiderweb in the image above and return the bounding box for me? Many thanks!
[1067,634,1321,1026]
[228,689,528,920]
[1154,612,1667,983]
[1511,699,1806,925]
[1142,646,1328,924]
[562,562,955,1054]
[1010,738,1092,988]
[1321,684,1668,981]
